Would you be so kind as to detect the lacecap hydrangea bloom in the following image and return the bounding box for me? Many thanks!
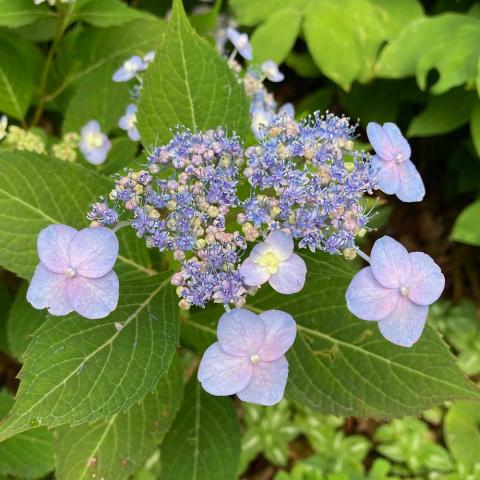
[79,120,111,165]
[346,236,445,347]
[27,225,119,319]
[198,308,297,406]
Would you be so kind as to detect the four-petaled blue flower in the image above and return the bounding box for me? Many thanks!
[240,230,307,294]
[198,308,297,406]
[346,236,445,347]
[27,225,119,320]
[367,122,425,202]
[261,60,284,82]
[119,104,140,141]
[227,27,253,60]
[79,120,111,165]
[112,55,147,82]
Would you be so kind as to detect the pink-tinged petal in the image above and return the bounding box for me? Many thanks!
[239,258,270,287]
[367,122,396,161]
[346,267,400,321]
[269,254,306,294]
[237,356,288,406]
[37,224,77,273]
[265,230,294,261]
[258,310,297,361]
[26,264,73,316]
[407,252,445,306]
[217,308,265,357]
[383,122,411,160]
[198,343,253,396]
[249,242,273,262]
[68,227,119,278]
[378,296,428,347]
[372,155,400,195]
[396,159,425,203]
[370,236,412,288]
[67,271,119,319]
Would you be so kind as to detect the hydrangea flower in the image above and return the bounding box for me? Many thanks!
[119,104,140,141]
[345,236,445,347]
[27,225,119,320]
[79,120,111,165]
[227,27,253,60]
[198,308,297,405]
[367,122,425,202]
[240,230,307,294]
[0,115,7,141]
[112,55,147,82]
[261,60,284,82]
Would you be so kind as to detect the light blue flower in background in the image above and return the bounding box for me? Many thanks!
[261,60,284,82]
[143,50,155,65]
[79,120,111,165]
[227,27,253,60]
[119,104,140,141]
[346,236,445,347]
[367,122,425,202]
[250,104,274,139]
[112,55,147,82]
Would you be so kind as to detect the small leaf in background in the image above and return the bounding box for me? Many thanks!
[55,354,184,480]
[137,0,249,146]
[371,0,424,38]
[296,87,334,119]
[407,88,476,137]
[377,14,480,94]
[304,0,386,90]
[451,200,480,246]
[161,377,241,480]
[250,9,302,64]
[6,282,46,361]
[0,274,179,442]
[0,391,54,479]
[444,401,480,473]
[285,51,321,79]
[470,100,480,157]
[0,0,54,28]
[190,0,222,36]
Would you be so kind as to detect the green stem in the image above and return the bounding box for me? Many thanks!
[31,5,74,127]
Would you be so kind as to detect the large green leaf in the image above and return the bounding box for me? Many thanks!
[161,377,241,480]
[0,0,55,28]
[137,0,249,146]
[186,253,478,418]
[0,391,54,479]
[376,13,480,94]
[470,100,480,158]
[0,33,43,120]
[229,0,308,26]
[371,0,424,38]
[55,354,183,480]
[304,0,386,90]
[451,200,480,246]
[0,151,154,280]
[0,273,179,442]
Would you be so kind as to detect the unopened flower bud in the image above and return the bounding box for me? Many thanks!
[343,248,357,260]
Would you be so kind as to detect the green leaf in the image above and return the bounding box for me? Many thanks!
[0,0,55,28]
[407,88,476,137]
[100,137,140,176]
[0,273,179,442]
[137,0,249,146]
[451,200,480,246]
[0,391,54,479]
[295,87,334,119]
[63,63,131,134]
[0,33,44,120]
[6,283,46,361]
[248,253,479,417]
[444,401,480,472]
[0,281,13,355]
[229,0,308,26]
[285,51,321,79]
[161,377,241,480]
[371,0,424,38]
[376,13,480,94]
[190,0,223,36]
[304,0,385,90]
[250,9,302,64]
[0,150,154,280]
[55,354,183,480]
[70,0,151,28]
[471,100,480,157]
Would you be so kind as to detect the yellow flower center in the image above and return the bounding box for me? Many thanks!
[400,285,409,296]
[84,132,103,148]
[257,251,280,274]
[65,267,77,278]
[250,354,260,365]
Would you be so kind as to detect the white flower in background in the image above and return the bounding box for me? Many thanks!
[79,120,111,165]
[119,104,140,142]
[143,51,155,65]
[261,60,284,82]
[0,115,7,141]
[112,55,147,83]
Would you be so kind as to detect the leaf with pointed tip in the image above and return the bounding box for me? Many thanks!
[137,0,249,146]
[161,377,241,480]
[55,354,183,480]
[451,200,480,247]
[0,273,179,442]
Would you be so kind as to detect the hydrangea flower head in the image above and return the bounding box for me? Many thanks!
[198,308,297,405]
[346,236,445,347]
[367,122,425,202]
[240,230,307,294]
[27,225,119,320]
[112,55,147,82]
[79,120,111,165]
[227,27,253,60]
[261,60,284,82]
[119,104,140,141]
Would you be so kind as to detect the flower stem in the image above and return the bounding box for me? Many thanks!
[356,249,371,264]
[112,221,130,233]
